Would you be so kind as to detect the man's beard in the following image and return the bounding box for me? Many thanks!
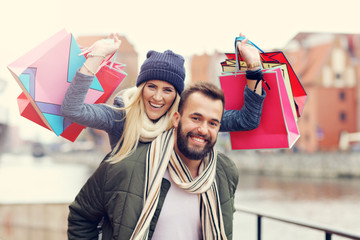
[176,121,216,160]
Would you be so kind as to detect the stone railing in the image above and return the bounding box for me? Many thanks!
[228,151,360,178]
[0,203,68,240]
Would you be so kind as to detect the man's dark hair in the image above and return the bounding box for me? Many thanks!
[178,82,225,114]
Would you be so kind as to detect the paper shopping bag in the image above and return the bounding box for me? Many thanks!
[219,67,300,150]
[221,59,298,121]
[16,59,127,141]
[17,92,50,130]
[223,52,306,119]
[17,92,86,141]
[95,60,127,104]
[8,29,104,136]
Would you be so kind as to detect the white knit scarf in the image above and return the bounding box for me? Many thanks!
[130,129,228,240]
[121,87,170,142]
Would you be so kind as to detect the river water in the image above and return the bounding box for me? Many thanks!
[1,154,360,240]
[233,173,360,240]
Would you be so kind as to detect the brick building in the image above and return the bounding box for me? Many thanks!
[190,51,225,86]
[285,33,360,152]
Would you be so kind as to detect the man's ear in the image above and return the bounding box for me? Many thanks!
[172,111,180,128]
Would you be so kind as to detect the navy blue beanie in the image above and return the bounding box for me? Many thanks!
[136,50,186,94]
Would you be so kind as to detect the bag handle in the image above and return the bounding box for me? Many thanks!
[234,36,265,75]
[234,36,270,91]
[235,36,264,53]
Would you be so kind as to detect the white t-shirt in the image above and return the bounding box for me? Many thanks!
[151,169,202,240]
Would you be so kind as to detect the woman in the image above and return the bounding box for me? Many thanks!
[61,34,265,163]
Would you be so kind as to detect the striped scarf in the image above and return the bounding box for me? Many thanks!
[130,129,227,240]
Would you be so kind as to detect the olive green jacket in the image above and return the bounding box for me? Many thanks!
[68,142,239,240]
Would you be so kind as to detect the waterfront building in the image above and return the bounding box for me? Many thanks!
[286,33,360,152]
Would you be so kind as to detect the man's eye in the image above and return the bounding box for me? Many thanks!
[210,122,218,127]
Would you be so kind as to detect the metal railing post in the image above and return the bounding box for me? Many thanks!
[325,232,332,240]
[257,215,262,240]
[236,207,360,240]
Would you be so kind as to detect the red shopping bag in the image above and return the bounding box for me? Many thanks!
[17,92,85,142]
[219,67,300,150]
[94,60,127,104]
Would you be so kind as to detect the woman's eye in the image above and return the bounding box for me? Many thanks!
[165,89,174,93]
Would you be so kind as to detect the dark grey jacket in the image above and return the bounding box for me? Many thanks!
[68,142,239,240]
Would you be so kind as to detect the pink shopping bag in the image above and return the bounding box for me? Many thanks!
[8,29,127,141]
[7,29,104,136]
[219,67,300,150]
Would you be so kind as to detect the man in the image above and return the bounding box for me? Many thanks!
[68,82,239,240]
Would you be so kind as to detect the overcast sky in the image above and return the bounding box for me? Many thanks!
[0,0,359,142]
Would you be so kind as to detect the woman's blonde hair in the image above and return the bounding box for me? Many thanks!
[108,82,180,164]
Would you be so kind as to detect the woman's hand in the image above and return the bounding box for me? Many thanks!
[237,34,263,94]
[237,34,261,70]
[80,33,122,76]
[88,33,122,58]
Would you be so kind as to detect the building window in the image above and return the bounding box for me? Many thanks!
[322,67,332,87]
[336,73,342,80]
[339,91,346,101]
[340,112,347,122]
